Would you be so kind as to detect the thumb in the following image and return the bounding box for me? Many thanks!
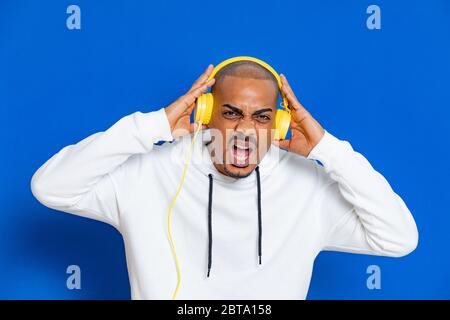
[189,122,206,133]
[272,139,290,150]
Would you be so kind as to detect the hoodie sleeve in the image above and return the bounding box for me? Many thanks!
[307,130,418,257]
[30,108,173,230]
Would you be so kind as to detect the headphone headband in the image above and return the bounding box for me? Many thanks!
[208,56,289,110]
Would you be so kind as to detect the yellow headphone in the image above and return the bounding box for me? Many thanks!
[195,56,291,140]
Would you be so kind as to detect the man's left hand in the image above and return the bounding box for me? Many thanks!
[273,74,325,157]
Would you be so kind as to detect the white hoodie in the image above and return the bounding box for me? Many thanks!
[31,108,418,300]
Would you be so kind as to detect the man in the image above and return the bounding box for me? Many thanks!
[31,59,418,300]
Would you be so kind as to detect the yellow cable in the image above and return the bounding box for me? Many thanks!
[167,121,203,300]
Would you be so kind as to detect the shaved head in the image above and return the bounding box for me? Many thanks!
[211,60,279,97]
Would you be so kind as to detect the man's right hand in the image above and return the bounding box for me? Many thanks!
[165,64,215,139]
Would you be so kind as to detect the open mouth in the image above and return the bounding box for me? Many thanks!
[230,138,254,168]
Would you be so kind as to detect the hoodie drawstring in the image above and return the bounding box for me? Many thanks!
[255,166,263,265]
[206,166,262,278]
[207,174,213,278]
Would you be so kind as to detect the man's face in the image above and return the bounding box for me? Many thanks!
[207,76,278,178]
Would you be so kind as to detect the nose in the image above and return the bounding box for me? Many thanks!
[235,117,257,137]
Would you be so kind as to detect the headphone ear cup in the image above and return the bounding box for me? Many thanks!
[274,109,291,140]
[195,93,214,125]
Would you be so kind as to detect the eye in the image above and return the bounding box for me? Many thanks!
[255,114,271,122]
[223,111,241,119]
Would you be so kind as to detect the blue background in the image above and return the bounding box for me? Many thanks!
[1,0,449,299]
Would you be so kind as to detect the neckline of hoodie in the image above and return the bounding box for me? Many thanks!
[171,129,286,189]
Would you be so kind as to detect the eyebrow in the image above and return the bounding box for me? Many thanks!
[252,108,273,116]
[222,104,273,116]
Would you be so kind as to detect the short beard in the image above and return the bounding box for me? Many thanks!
[222,164,254,179]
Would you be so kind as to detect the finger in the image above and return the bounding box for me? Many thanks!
[279,74,297,100]
[189,122,207,133]
[272,139,290,150]
[280,74,304,111]
[190,64,214,90]
[183,78,216,107]
[280,74,311,122]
